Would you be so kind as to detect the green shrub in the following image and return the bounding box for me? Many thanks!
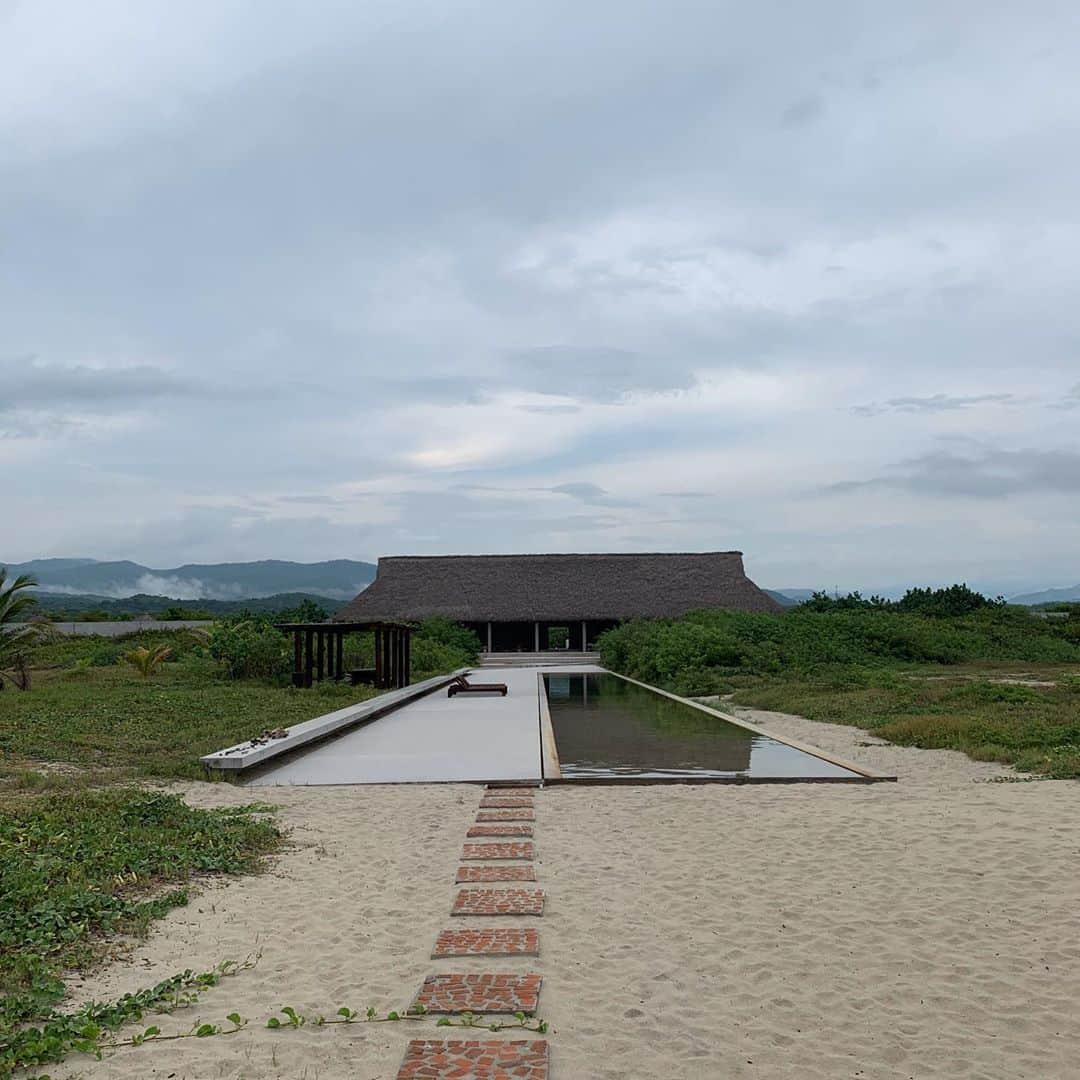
[208,620,290,681]
[598,605,1080,683]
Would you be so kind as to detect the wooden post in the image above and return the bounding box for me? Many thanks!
[316,630,325,682]
[374,628,384,688]
[335,632,344,681]
[403,630,411,686]
[293,629,302,687]
[304,629,314,688]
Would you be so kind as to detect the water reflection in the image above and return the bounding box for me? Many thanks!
[545,674,860,780]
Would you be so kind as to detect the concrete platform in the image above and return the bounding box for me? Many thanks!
[246,666,600,786]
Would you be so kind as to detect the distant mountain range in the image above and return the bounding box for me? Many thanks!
[764,589,816,607]
[22,591,344,619]
[2,558,376,601]
[1007,584,1080,606]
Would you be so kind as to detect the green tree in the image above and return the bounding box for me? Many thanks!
[0,569,43,689]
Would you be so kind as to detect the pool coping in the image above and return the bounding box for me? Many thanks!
[200,668,470,771]
[543,669,897,784]
[536,672,562,780]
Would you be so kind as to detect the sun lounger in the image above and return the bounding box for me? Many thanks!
[447,675,508,697]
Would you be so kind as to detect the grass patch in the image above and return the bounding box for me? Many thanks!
[0,787,281,1032]
[727,665,1080,778]
[0,661,377,781]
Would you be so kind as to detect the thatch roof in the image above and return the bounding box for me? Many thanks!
[335,552,781,622]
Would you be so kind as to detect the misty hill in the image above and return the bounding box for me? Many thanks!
[764,589,817,607]
[2,558,376,601]
[20,591,344,620]
[1009,584,1080,606]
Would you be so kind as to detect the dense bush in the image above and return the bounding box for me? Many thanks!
[797,583,1004,617]
[410,618,481,679]
[207,618,290,681]
[597,604,1080,694]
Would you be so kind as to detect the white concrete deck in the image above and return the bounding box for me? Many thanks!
[247,665,602,786]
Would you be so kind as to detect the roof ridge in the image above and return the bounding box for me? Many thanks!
[378,551,745,561]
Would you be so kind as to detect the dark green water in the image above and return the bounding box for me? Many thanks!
[544,673,863,780]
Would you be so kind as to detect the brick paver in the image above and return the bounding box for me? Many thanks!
[476,807,535,822]
[432,928,539,958]
[411,973,542,1015]
[461,841,534,860]
[456,865,537,883]
[467,824,533,838]
[480,798,535,809]
[397,1039,549,1079]
[452,889,545,917]
[485,786,536,795]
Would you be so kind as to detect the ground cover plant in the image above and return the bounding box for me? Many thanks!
[0,607,479,1073]
[0,788,280,1075]
[597,588,1080,778]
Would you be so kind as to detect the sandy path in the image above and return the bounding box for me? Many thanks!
[58,711,1080,1080]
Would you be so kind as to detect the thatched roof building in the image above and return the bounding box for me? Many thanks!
[337,553,779,651]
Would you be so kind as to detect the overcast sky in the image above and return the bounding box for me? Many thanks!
[2,1,1078,591]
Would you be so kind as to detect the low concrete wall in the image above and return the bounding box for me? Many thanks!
[201,668,469,772]
[4,620,215,638]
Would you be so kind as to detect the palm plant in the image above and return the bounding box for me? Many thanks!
[122,644,173,678]
[0,569,42,689]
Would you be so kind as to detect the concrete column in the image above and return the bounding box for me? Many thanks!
[534,621,540,651]
[581,620,587,652]
[486,622,492,652]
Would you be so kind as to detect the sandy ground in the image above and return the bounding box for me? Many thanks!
[56,710,1080,1080]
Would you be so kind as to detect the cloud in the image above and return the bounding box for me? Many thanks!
[828,448,1080,498]
[852,393,1015,417]
[779,94,824,129]
[2,3,1079,591]
[2,357,213,408]
[1050,383,1080,410]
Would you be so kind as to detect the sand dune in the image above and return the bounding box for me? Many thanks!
[61,710,1080,1079]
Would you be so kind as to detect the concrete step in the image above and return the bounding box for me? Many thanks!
[477,651,599,668]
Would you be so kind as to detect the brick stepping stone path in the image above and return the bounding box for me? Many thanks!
[479,797,535,809]
[461,841,535,861]
[432,928,539,958]
[476,807,535,822]
[456,864,536,883]
[467,823,533,838]
[485,786,535,795]
[460,841,535,861]
[452,888,545,917]
[397,1039,549,1079]
[412,973,542,1015]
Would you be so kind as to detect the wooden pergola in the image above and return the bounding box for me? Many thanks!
[276,621,414,690]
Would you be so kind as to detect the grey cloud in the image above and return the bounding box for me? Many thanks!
[548,482,609,501]
[503,347,697,400]
[516,403,583,415]
[3,3,1079,587]
[1049,383,1080,410]
[852,393,1014,417]
[2,358,213,409]
[780,94,824,128]
[828,448,1080,498]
